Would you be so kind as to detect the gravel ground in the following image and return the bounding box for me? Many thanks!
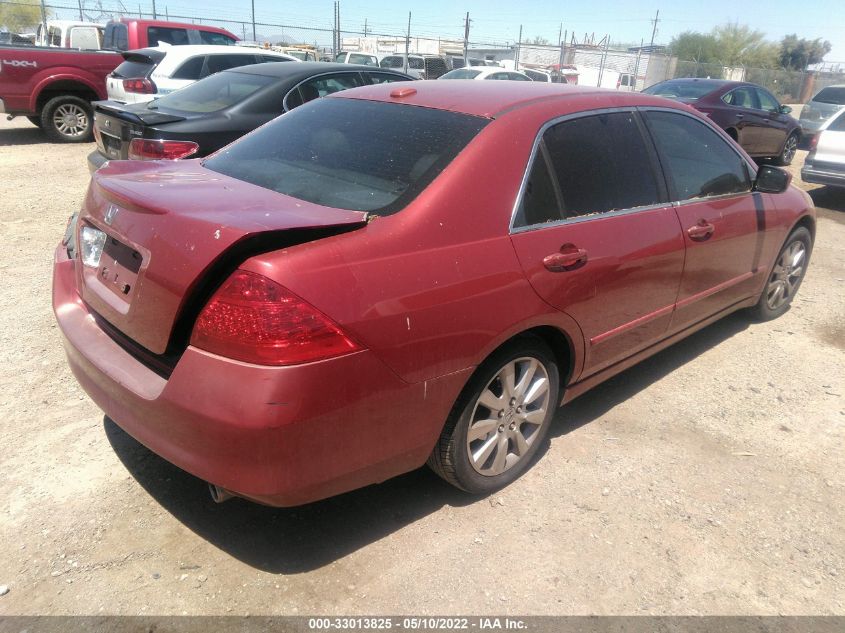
[0,116,843,616]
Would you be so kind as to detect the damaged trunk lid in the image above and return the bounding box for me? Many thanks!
[76,159,368,356]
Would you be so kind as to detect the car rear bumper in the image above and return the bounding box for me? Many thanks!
[52,246,469,506]
[801,163,845,187]
[87,149,109,174]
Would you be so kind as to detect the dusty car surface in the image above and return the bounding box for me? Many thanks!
[53,82,815,507]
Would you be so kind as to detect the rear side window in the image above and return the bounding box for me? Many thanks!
[542,112,662,218]
[443,69,482,80]
[367,72,406,85]
[284,73,363,110]
[203,98,488,214]
[827,111,845,132]
[380,56,402,68]
[171,56,205,80]
[104,23,128,50]
[507,72,530,81]
[199,30,236,46]
[514,148,562,227]
[148,26,190,46]
[152,71,273,113]
[644,111,751,200]
[69,26,100,49]
[813,87,845,105]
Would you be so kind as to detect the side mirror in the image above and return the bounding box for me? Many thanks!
[780,105,792,115]
[754,165,792,194]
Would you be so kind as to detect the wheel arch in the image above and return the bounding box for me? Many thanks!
[34,79,99,114]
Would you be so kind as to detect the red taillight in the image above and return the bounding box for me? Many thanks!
[128,138,199,160]
[190,270,362,366]
[122,78,156,94]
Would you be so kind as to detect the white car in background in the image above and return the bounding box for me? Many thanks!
[801,108,845,188]
[334,51,379,66]
[106,45,299,104]
[438,66,532,81]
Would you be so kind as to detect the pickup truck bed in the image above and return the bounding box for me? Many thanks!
[0,45,122,142]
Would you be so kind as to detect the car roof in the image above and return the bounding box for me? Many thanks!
[231,61,411,79]
[148,44,292,57]
[332,80,680,119]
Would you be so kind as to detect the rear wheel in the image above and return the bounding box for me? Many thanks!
[428,337,560,494]
[773,132,799,166]
[40,96,93,143]
[749,226,812,321]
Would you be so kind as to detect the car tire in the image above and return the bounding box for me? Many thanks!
[427,336,560,494]
[773,132,799,166]
[40,96,93,143]
[26,116,42,129]
[749,226,812,321]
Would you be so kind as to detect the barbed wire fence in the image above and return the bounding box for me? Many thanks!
[2,0,843,102]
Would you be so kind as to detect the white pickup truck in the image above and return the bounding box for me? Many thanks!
[34,20,104,49]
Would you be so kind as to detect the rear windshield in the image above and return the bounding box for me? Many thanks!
[203,98,488,214]
[150,70,273,113]
[442,69,483,80]
[112,59,155,79]
[642,80,722,100]
[814,87,845,105]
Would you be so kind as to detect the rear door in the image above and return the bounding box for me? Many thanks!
[509,110,685,378]
[642,109,762,332]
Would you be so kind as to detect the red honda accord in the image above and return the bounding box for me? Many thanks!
[53,81,815,506]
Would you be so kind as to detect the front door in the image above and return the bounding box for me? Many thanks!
[509,111,686,378]
[641,109,763,332]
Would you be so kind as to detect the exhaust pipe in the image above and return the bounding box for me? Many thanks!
[208,483,235,503]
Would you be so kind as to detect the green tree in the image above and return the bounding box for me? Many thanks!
[0,0,45,32]
[712,23,776,67]
[668,31,720,63]
[779,34,832,69]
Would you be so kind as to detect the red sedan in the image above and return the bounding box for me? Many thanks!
[53,81,815,506]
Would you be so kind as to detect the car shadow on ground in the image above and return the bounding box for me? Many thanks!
[105,312,751,575]
[0,124,46,146]
[809,186,845,213]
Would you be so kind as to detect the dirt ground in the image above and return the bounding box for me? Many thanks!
[0,116,843,617]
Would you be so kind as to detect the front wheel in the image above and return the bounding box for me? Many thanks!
[40,95,93,143]
[773,132,799,166]
[428,337,560,494]
[749,226,812,321]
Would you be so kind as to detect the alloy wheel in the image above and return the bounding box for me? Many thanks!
[781,134,798,164]
[466,357,550,476]
[53,104,89,138]
[766,239,806,310]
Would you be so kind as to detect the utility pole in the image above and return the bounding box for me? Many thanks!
[649,9,660,50]
[251,0,256,41]
[152,0,157,19]
[337,1,341,51]
[39,0,47,41]
[515,24,523,71]
[404,12,411,74]
[77,0,83,21]
[558,26,566,82]
[363,18,368,37]
[462,12,470,64]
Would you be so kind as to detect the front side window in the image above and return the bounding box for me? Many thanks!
[380,56,402,68]
[199,30,236,46]
[756,88,779,112]
[147,27,189,46]
[441,69,482,80]
[644,111,751,200]
[541,112,662,218]
[508,72,531,81]
[203,98,488,214]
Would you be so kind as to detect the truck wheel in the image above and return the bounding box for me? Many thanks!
[40,96,93,143]
[26,116,43,129]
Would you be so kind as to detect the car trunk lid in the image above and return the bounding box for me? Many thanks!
[76,159,368,356]
[94,100,187,160]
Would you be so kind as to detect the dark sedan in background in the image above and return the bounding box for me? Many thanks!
[643,78,802,165]
[88,62,413,172]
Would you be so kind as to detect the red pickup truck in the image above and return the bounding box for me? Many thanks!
[0,46,122,142]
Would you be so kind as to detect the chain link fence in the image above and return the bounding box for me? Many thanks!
[4,0,843,102]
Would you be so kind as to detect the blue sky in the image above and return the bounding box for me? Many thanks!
[80,0,845,61]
